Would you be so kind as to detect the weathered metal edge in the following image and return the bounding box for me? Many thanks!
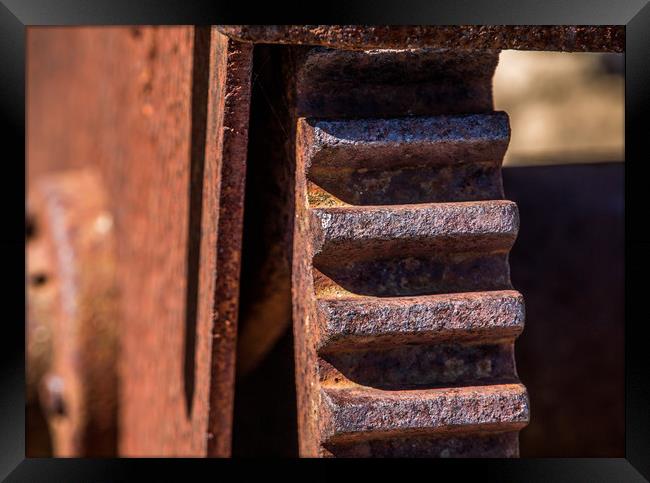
[203,29,254,457]
[216,25,624,52]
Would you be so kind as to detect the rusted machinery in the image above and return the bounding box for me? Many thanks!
[26,25,623,457]
[289,49,526,456]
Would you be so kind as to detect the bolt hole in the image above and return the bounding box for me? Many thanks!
[26,215,38,240]
[30,273,49,287]
[49,395,67,417]
[42,375,67,418]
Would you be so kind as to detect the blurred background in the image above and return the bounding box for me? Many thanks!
[495,50,624,166]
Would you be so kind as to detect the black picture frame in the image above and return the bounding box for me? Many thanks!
[2,0,648,480]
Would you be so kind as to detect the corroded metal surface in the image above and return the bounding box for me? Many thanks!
[315,290,524,351]
[319,384,529,444]
[290,47,528,457]
[26,27,253,457]
[203,29,253,458]
[26,169,118,456]
[218,25,624,52]
[293,48,500,118]
[27,27,211,457]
